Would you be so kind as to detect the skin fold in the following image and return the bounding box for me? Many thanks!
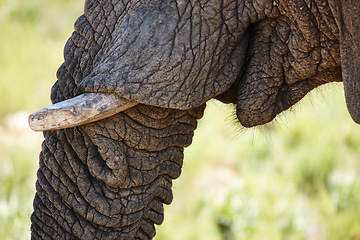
[32,105,204,239]
[30,0,359,239]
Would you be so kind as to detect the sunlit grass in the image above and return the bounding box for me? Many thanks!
[0,148,36,239]
[1,1,360,240]
[0,112,43,239]
[0,0,83,120]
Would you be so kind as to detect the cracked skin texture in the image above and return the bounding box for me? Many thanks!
[31,0,349,239]
[236,0,342,126]
[32,105,204,239]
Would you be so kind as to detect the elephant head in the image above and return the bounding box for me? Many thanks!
[29,0,360,239]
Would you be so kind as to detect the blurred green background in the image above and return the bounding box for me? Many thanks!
[0,1,359,239]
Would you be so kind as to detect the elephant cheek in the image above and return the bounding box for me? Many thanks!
[234,9,342,127]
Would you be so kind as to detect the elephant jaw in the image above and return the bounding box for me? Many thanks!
[28,93,138,131]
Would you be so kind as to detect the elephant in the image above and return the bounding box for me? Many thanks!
[28,0,360,239]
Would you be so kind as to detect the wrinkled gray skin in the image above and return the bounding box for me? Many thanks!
[31,0,360,239]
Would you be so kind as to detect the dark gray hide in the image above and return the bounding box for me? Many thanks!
[338,0,360,123]
[30,0,359,239]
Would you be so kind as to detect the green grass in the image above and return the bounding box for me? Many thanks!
[1,1,360,239]
[0,147,37,239]
[0,0,83,120]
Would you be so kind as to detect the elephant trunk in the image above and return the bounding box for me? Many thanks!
[31,103,205,239]
[30,2,206,237]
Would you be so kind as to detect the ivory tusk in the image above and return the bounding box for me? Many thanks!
[28,93,138,131]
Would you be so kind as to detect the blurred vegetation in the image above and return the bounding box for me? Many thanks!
[0,0,83,120]
[0,1,359,240]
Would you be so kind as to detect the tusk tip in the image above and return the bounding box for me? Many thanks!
[28,109,51,132]
[28,93,138,132]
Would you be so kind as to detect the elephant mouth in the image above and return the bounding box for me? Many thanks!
[28,93,137,131]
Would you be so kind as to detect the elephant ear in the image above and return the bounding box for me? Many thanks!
[339,0,360,124]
